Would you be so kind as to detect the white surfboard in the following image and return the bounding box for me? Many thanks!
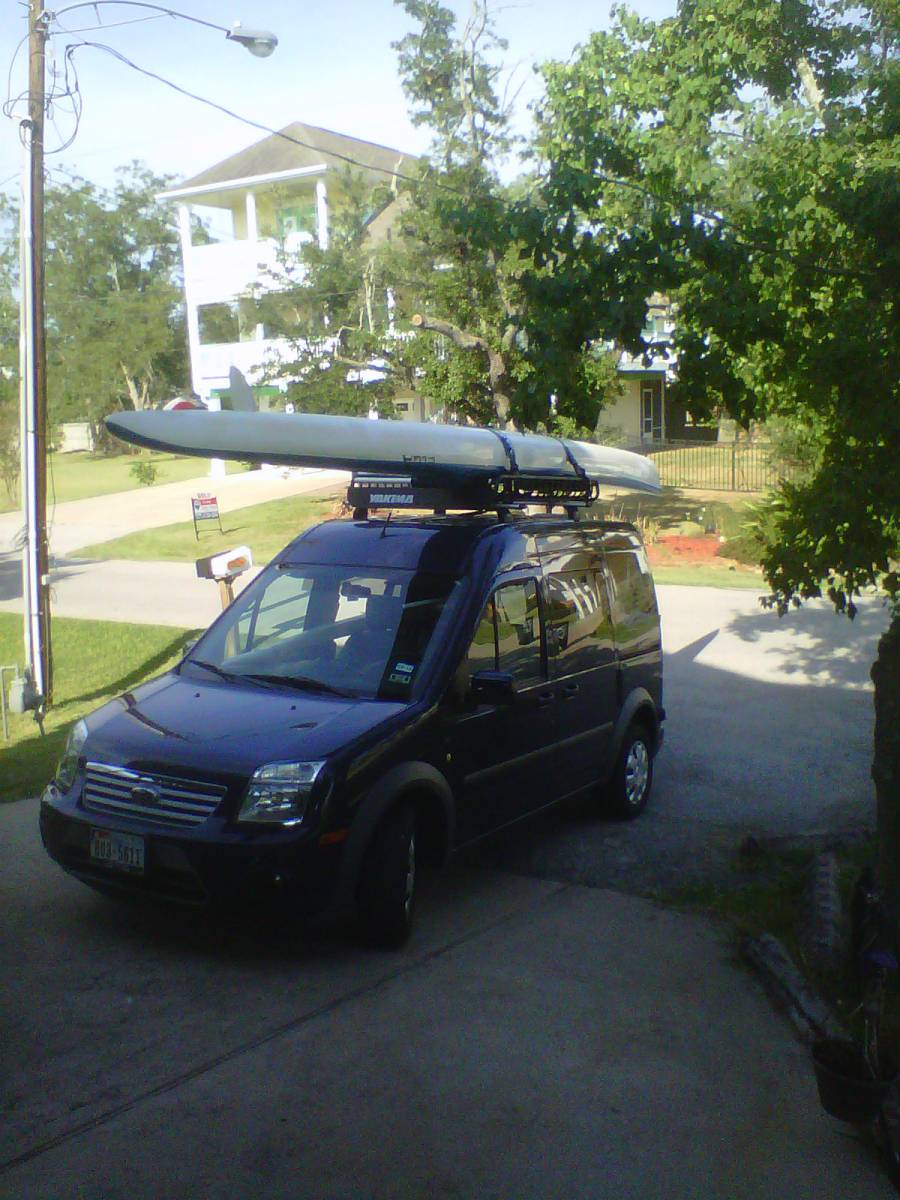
[106,410,661,494]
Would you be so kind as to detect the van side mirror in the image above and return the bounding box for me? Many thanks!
[470,669,515,706]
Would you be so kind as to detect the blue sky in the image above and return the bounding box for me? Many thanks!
[2,1,675,194]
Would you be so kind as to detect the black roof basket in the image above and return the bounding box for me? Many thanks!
[347,472,598,520]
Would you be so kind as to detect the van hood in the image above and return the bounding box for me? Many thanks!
[83,671,406,777]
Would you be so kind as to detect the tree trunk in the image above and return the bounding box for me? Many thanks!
[411,313,514,427]
[120,364,142,410]
[874,613,900,924]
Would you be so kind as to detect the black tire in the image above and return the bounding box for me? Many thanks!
[357,803,417,949]
[878,1082,900,1189]
[603,723,653,819]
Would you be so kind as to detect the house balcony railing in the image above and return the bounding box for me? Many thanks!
[187,234,312,306]
[196,337,298,391]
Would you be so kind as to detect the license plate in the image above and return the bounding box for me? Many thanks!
[90,829,145,873]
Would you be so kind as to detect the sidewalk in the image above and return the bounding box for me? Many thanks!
[0,467,347,623]
[0,467,349,558]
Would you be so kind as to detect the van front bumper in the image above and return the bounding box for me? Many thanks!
[39,783,343,913]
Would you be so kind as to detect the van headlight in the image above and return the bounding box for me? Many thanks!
[56,719,88,791]
[237,761,327,825]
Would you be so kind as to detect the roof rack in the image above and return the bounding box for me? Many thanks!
[347,473,598,520]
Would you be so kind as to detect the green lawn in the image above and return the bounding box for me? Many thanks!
[0,451,246,514]
[78,493,341,564]
[651,564,765,590]
[0,614,196,803]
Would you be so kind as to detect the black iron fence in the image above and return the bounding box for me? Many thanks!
[635,439,790,492]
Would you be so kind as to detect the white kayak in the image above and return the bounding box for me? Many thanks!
[105,409,661,494]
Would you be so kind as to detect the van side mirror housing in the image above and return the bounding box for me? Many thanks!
[470,669,515,706]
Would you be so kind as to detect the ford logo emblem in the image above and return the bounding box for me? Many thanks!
[131,785,160,806]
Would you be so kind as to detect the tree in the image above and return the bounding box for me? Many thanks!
[0,164,189,441]
[535,1,900,907]
[252,3,626,432]
[390,0,622,430]
[254,171,404,417]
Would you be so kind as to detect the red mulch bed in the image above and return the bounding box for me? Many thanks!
[646,535,724,566]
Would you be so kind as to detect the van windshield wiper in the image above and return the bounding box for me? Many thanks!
[241,673,356,698]
[187,658,236,681]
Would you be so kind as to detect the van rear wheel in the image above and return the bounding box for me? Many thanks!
[603,724,653,819]
[357,803,417,949]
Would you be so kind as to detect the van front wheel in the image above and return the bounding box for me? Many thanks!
[604,725,653,819]
[357,803,417,948]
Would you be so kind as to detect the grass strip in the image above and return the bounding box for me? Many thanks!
[602,487,754,537]
[76,494,339,564]
[650,564,765,590]
[0,613,196,803]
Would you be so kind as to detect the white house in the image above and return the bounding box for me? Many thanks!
[159,123,413,412]
[161,127,680,438]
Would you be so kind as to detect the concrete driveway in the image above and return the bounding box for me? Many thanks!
[0,796,893,1199]
[1,478,890,1195]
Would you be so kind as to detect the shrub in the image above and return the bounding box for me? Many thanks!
[129,460,158,487]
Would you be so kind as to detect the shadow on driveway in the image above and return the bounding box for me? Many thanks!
[0,552,101,605]
[726,596,888,689]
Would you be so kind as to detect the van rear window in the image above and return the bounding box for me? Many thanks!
[605,550,658,655]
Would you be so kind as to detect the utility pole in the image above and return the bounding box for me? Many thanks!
[12,2,277,719]
[19,0,52,709]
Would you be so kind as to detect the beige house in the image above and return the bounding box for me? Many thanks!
[599,295,678,446]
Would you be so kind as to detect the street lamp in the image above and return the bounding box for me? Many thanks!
[16,1,276,717]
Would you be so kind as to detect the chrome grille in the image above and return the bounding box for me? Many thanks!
[83,762,226,829]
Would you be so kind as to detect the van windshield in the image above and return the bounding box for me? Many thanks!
[184,564,458,701]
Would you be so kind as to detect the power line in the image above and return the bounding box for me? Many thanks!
[50,13,171,35]
[61,39,465,197]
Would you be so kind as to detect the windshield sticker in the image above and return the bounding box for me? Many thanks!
[394,662,415,675]
[388,672,412,686]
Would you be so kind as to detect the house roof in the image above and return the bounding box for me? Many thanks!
[173,123,413,192]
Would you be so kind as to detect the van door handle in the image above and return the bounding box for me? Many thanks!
[563,683,579,698]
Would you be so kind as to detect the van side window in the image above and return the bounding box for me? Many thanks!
[467,581,543,686]
[495,580,542,684]
[606,550,658,655]
[545,571,613,673]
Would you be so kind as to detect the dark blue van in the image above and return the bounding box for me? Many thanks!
[40,509,663,946]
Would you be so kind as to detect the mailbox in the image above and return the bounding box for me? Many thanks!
[195,546,253,581]
[195,546,253,611]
